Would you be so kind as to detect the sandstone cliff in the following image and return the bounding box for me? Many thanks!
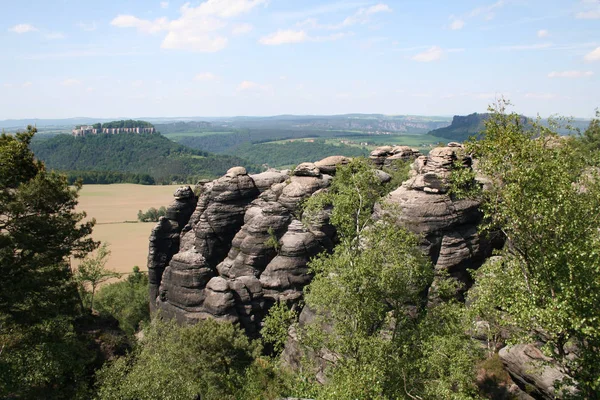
[148,146,495,336]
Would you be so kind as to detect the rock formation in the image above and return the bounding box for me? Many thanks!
[150,163,338,335]
[147,186,197,313]
[499,344,576,399]
[375,144,500,288]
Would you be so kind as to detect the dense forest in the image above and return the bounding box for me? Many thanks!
[80,120,155,130]
[231,140,369,167]
[175,128,365,154]
[30,133,258,184]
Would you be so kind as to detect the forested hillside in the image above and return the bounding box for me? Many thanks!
[31,133,258,184]
[231,140,369,167]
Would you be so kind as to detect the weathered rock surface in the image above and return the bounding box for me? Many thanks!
[499,344,576,399]
[151,163,336,335]
[369,145,422,168]
[147,186,197,313]
[376,145,499,287]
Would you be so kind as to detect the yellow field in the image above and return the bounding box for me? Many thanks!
[75,184,183,274]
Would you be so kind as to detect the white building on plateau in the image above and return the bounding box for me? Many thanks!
[72,124,155,136]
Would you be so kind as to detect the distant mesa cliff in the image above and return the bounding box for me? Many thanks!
[72,120,155,136]
[428,113,490,142]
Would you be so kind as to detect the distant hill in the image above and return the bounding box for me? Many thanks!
[428,113,491,142]
[429,113,593,142]
[30,133,257,184]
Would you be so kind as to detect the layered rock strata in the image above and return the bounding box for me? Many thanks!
[376,145,500,287]
[147,186,197,313]
[151,164,337,335]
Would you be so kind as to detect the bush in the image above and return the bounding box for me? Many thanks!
[137,206,167,222]
[95,318,260,400]
[94,267,150,335]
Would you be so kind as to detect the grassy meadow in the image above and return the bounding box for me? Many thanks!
[75,184,182,274]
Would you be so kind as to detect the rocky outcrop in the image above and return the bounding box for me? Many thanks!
[499,344,576,399]
[369,145,421,168]
[151,162,339,335]
[147,186,197,313]
[376,145,500,288]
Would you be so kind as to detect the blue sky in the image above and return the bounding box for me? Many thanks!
[1,0,599,119]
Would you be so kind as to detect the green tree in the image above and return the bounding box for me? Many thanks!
[75,243,120,310]
[296,159,482,399]
[94,266,150,335]
[0,126,97,398]
[464,101,600,397]
[95,318,260,400]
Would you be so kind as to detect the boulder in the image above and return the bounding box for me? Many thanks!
[314,156,350,175]
[293,162,321,177]
[499,344,576,399]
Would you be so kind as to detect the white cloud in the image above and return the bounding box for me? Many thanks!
[187,0,267,18]
[468,0,505,19]
[111,0,266,52]
[22,82,33,88]
[537,29,549,38]
[77,21,97,31]
[576,0,600,19]
[9,24,37,33]
[548,70,593,78]
[576,10,600,18]
[232,23,253,35]
[62,79,81,86]
[584,46,600,61]
[238,80,259,90]
[341,3,392,27]
[160,1,169,9]
[295,3,391,31]
[449,19,465,30]
[111,15,169,34]
[258,29,350,45]
[46,32,66,40]
[259,29,308,45]
[411,46,444,62]
[195,72,218,81]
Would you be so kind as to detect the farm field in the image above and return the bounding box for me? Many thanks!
[75,184,183,274]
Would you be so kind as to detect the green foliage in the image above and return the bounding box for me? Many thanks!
[94,267,150,336]
[382,158,411,194]
[449,158,481,200]
[0,126,97,398]
[575,109,600,166]
[95,318,260,400]
[99,120,154,129]
[264,227,282,253]
[298,158,481,398]
[303,157,386,241]
[64,170,156,185]
[229,141,369,168]
[137,206,167,222]
[261,301,297,354]
[74,243,120,311]
[465,101,600,396]
[29,132,258,184]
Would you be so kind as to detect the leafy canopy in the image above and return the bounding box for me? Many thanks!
[465,101,600,397]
